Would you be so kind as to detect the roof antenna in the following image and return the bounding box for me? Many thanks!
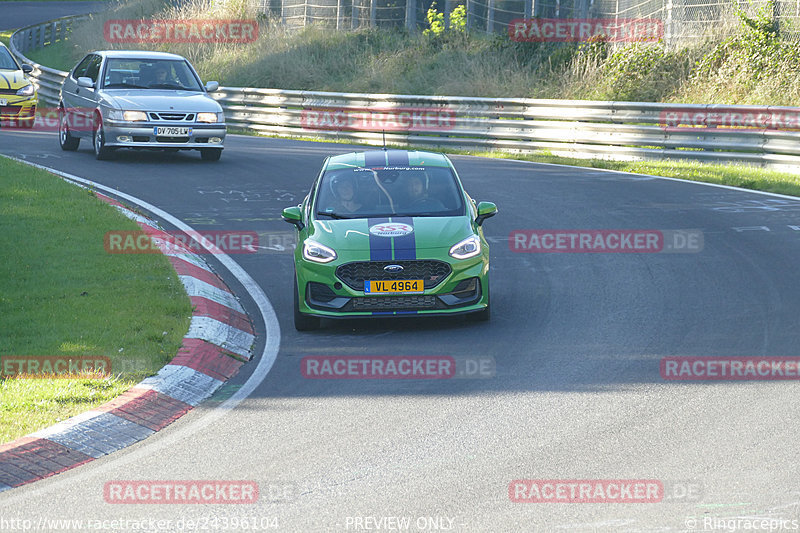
[382,130,387,151]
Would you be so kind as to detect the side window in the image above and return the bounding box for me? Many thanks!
[72,55,93,80]
[84,55,102,83]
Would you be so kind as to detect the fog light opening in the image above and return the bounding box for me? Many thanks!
[209,137,222,144]
[116,135,131,143]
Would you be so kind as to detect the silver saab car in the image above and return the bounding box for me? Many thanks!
[58,50,225,161]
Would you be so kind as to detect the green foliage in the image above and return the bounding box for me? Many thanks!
[424,3,445,36]
[424,2,467,37]
[450,4,467,33]
[685,1,800,103]
[593,43,692,101]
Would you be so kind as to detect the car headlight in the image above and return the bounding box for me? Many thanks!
[303,240,337,263]
[197,112,222,123]
[123,111,148,122]
[16,84,34,97]
[449,235,481,260]
[107,110,148,122]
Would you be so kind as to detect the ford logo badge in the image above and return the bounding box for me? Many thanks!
[384,264,404,273]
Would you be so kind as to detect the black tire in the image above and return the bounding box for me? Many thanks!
[93,115,113,160]
[294,277,320,331]
[58,108,79,151]
[200,148,222,161]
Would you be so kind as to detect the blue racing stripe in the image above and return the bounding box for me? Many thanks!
[391,216,416,261]
[368,217,392,261]
[386,150,409,166]
[364,151,386,167]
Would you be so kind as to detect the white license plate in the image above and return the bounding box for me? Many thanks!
[154,126,191,136]
[0,99,7,106]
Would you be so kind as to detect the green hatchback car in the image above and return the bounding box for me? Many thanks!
[282,149,497,330]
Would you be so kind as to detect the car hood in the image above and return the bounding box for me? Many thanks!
[100,90,221,112]
[0,69,32,90]
[309,216,474,253]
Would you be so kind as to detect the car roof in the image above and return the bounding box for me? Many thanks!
[326,150,452,171]
[91,50,187,60]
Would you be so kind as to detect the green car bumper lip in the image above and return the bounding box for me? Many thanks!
[304,276,483,313]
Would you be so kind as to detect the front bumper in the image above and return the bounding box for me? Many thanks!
[103,120,226,149]
[0,95,37,124]
[296,255,490,318]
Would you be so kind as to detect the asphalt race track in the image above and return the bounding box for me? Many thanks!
[2,129,800,531]
[0,2,108,31]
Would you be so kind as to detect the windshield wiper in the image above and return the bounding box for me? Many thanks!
[148,83,193,90]
[316,211,353,219]
[104,83,149,89]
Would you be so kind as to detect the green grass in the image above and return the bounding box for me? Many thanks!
[23,40,81,72]
[0,157,192,443]
[0,29,12,47]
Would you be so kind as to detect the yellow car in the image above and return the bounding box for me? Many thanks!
[0,42,37,129]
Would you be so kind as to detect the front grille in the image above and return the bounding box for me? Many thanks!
[0,106,21,115]
[336,260,451,291]
[0,89,17,95]
[132,136,149,142]
[350,295,438,311]
[156,136,189,143]
[148,112,194,122]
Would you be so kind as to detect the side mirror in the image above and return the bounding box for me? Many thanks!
[475,201,497,226]
[21,64,33,74]
[205,81,219,93]
[282,206,304,230]
[77,77,94,88]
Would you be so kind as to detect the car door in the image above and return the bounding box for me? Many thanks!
[62,54,94,137]
[66,54,102,136]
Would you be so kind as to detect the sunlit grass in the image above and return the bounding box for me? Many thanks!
[0,157,192,443]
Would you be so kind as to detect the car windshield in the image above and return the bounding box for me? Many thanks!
[315,165,465,218]
[101,58,203,91]
[0,47,19,70]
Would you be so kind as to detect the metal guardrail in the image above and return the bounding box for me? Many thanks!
[10,16,800,173]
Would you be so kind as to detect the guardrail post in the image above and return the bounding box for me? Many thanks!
[486,0,494,32]
[35,26,44,49]
[444,0,451,29]
[370,0,377,27]
[406,0,417,31]
[524,0,532,18]
[352,0,359,28]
